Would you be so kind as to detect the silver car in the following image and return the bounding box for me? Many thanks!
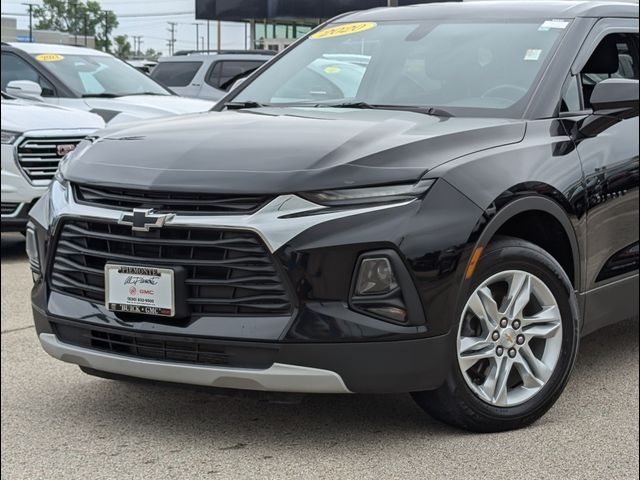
[151,51,275,101]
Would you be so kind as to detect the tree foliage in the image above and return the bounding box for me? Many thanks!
[113,35,132,60]
[144,48,162,61]
[32,0,118,52]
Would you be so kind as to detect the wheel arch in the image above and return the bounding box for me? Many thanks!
[470,195,581,291]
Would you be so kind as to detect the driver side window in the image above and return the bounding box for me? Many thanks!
[580,32,639,109]
[0,53,56,97]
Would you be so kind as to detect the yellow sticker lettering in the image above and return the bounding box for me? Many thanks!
[311,22,377,40]
[323,66,341,74]
[35,54,64,62]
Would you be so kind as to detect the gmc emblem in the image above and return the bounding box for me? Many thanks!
[56,144,76,156]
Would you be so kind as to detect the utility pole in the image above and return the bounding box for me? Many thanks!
[191,23,200,51]
[22,3,35,42]
[69,0,78,44]
[83,13,88,46]
[200,36,204,51]
[103,10,112,52]
[132,35,143,57]
[216,20,221,51]
[207,20,210,51]
[167,22,177,56]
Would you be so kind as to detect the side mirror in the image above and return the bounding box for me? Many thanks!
[6,80,43,101]
[229,77,247,92]
[590,78,639,119]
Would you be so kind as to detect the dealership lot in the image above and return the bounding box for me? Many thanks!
[1,232,638,479]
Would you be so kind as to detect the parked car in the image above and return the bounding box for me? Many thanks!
[151,50,275,101]
[1,92,104,232]
[28,1,638,432]
[126,59,158,75]
[1,43,214,124]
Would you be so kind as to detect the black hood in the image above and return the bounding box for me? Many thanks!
[64,108,526,194]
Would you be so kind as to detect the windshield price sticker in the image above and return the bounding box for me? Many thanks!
[35,54,64,62]
[105,264,175,317]
[311,22,377,40]
[524,49,543,61]
[539,20,569,31]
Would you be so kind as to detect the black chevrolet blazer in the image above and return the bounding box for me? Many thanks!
[28,1,639,432]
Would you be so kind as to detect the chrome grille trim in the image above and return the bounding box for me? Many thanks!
[17,137,85,183]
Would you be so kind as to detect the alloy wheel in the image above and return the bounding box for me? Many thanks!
[457,270,563,407]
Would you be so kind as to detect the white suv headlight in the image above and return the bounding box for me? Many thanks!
[1,130,21,144]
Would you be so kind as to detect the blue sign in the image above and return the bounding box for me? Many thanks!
[16,35,32,42]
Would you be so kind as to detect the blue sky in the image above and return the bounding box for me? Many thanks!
[1,0,247,54]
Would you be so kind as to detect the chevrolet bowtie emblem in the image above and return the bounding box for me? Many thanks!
[118,209,174,232]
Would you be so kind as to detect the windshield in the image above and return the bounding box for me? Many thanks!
[233,20,569,117]
[32,53,170,97]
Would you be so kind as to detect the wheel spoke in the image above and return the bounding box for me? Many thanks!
[481,357,512,406]
[458,345,495,371]
[524,322,561,339]
[520,344,552,383]
[459,335,492,354]
[467,286,499,331]
[521,305,561,328]
[514,356,544,389]
[503,271,531,318]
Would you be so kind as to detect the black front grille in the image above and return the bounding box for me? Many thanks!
[53,322,277,368]
[17,137,84,182]
[1,203,20,215]
[50,220,292,315]
[74,183,271,215]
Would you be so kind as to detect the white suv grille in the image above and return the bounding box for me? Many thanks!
[17,137,85,183]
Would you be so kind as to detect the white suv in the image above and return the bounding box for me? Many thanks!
[1,92,104,231]
[1,42,215,124]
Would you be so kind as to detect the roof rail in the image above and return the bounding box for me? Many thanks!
[173,49,277,56]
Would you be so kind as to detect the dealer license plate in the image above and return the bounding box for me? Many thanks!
[105,264,175,317]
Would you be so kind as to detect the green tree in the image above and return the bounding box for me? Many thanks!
[144,48,162,61]
[113,35,132,60]
[32,0,118,52]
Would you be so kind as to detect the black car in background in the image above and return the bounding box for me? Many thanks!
[28,1,638,432]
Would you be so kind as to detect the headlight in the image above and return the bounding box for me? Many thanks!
[300,179,435,206]
[1,130,21,144]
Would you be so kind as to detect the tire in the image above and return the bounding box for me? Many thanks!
[412,237,579,432]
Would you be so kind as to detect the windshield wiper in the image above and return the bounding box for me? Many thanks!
[124,92,170,96]
[326,101,455,117]
[225,100,267,110]
[81,93,123,98]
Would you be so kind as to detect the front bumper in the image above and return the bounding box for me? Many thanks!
[33,306,454,393]
[30,178,482,394]
[39,333,352,393]
[1,142,45,231]
[1,201,31,231]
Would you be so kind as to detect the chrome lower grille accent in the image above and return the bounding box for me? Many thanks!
[50,219,292,316]
[1,203,20,215]
[17,137,84,183]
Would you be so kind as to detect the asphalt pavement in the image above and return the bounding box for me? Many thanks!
[1,232,638,480]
